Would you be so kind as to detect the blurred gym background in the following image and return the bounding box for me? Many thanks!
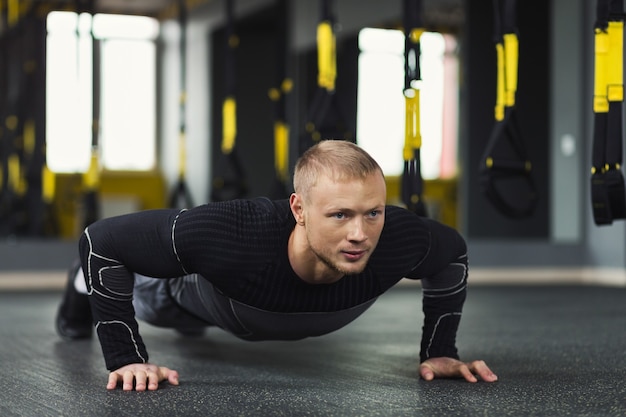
[1,0,624,288]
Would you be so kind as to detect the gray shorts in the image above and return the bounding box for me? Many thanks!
[132,274,209,331]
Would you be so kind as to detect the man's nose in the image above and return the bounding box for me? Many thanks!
[347,218,367,242]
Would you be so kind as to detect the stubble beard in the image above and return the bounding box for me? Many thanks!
[309,242,368,278]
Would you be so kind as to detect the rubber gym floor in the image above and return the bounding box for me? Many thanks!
[0,283,624,417]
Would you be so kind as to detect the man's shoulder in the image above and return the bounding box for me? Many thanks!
[208,197,289,215]
[382,204,430,237]
[384,204,421,221]
[233,197,292,227]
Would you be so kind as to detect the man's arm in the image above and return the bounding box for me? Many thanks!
[419,252,467,362]
[79,209,188,373]
[408,218,497,382]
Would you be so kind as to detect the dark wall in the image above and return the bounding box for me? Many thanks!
[211,2,361,201]
[211,6,278,200]
[0,15,49,237]
[463,0,551,238]
[294,34,359,156]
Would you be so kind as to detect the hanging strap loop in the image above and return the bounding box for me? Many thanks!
[401,0,427,216]
[211,0,248,202]
[168,0,195,209]
[479,0,538,219]
[590,0,626,225]
[299,0,352,153]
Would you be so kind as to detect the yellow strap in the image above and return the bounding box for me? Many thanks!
[222,96,237,154]
[494,43,505,121]
[274,121,289,181]
[178,131,186,177]
[403,88,421,161]
[228,34,240,49]
[281,77,293,93]
[42,164,55,203]
[317,21,336,91]
[83,151,100,189]
[268,79,293,102]
[5,114,18,131]
[23,119,35,156]
[503,33,518,107]
[594,29,610,113]
[7,0,18,27]
[409,28,424,44]
[607,21,624,102]
[268,87,280,101]
[8,154,26,195]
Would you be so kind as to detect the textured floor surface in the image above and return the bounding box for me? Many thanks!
[0,284,625,417]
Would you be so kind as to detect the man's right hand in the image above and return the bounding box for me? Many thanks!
[107,363,180,391]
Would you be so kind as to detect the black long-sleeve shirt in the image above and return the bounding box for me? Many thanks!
[79,198,468,371]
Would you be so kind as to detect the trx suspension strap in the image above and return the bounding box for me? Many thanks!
[479,0,538,218]
[82,0,101,227]
[268,0,292,199]
[0,0,28,234]
[0,1,17,234]
[16,12,49,236]
[401,0,427,217]
[38,6,56,235]
[300,0,352,152]
[590,0,625,225]
[169,0,195,209]
[211,0,247,202]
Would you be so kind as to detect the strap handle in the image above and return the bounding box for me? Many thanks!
[590,0,626,224]
[212,0,247,202]
[268,0,292,197]
[401,0,427,216]
[168,0,195,209]
[300,0,352,151]
[480,0,538,219]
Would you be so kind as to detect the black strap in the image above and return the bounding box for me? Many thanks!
[0,14,24,235]
[269,0,292,199]
[83,0,101,226]
[211,0,248,202]
[401,0,427,217]
[169,0,195,209]
[0,5,56,236]
[299,0,353,154]
[479,0,538,219]
[0,4,47,235]
[590,0,625,225]
[480,108,538,218]
[403,0,423,89]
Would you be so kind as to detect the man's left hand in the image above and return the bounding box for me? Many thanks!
[419,357,498,383]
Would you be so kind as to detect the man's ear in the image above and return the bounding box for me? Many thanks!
[289,193,305,225]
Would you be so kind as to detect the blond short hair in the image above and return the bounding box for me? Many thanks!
[293,140,384,200]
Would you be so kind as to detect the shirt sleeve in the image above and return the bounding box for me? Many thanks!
[405,218,468,362]
[79,209,188,371]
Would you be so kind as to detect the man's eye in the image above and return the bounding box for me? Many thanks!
[334,213,345,219]
[369,210,381,218]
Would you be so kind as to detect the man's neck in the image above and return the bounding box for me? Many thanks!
[287,227,343,285]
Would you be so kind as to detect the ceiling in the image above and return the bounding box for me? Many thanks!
[16,0,464,31]
[25,0,463,21]
[29,0,181,19]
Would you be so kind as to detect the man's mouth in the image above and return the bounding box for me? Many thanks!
[342,250,366,261]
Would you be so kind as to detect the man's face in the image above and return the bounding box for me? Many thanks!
[298,172,386,277]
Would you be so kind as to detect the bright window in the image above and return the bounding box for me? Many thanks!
[46,12,158,172]
[357,28,458,179]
